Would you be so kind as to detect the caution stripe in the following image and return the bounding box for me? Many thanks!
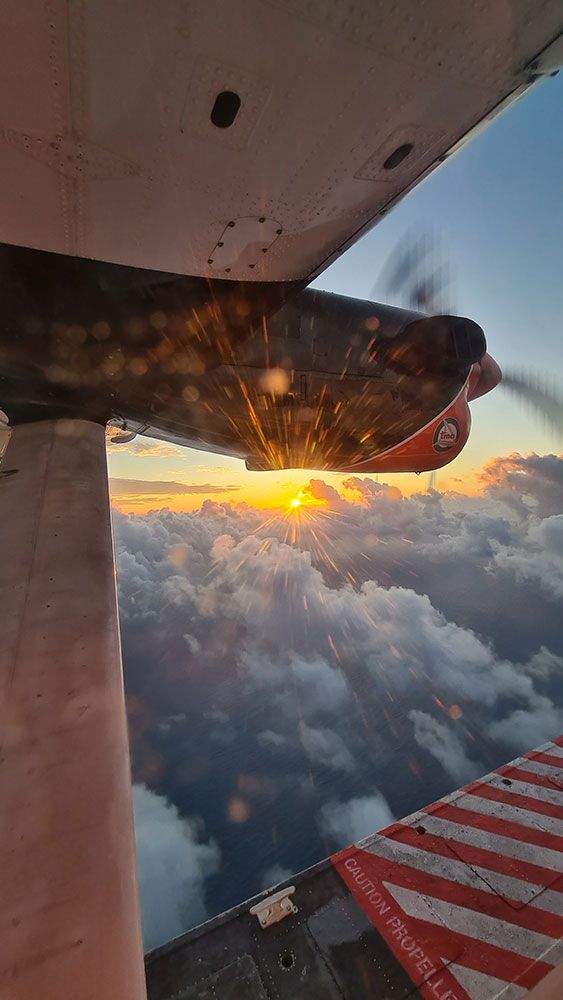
[499,765,563,794]
[412,807,563,873]
[473,779,563,819]
[383,882,560,962]
[511,758,563,779]
[335,847,554,993]
[383,859,563,938]
[534,742,563,756]
[527,751,563,769]
[457,789,563,837]
[378,827,563,916]
[332,735,563,998]
[372,833,536,902]
[421,802,563,855]
[447,961,527,1000]
[390,821,563,894]
[371,837,563,928]
[487,775,563,808]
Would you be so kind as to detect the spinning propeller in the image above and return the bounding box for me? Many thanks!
[379,232,563,438]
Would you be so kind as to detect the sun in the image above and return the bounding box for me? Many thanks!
[285,488,327,514]
[281,487,326,518]
[287,490,308,512]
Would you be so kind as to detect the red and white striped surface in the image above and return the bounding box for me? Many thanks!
[332,737,563,1000]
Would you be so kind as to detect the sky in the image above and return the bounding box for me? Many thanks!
[106,73,563,953]
[108,72,563,511]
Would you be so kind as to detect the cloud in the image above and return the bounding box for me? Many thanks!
[133,785,220,951]
[409,710,484,784]
[115,457,563,735]
[241,650,350,717]
[299,723,356,772]
[131,441,186,458]
[107,438,187,459]
[113,458,563,779]
[183,633,201,654]
[110,478,240,496]
[480,453,563,517]
[196,465,239,473]
[114,451,563,944]
[260,864,292,889]
[490,513,563,599]
[489,696,563,751]
[257,730,287,748]
[320,793,395,847]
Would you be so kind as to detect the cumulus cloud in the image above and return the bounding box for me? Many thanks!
[489,697,563,751]
[114,450,563,945]
[299,723,356,772]
[114,456,563,768]
[320,793,395,847]
[133,785,220,951]
[480,452,563,518]
[491,513,563,599]
[409,710,484,784]
[260,864,293,889]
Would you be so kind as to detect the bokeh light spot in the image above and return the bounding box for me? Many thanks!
[227,797,250,823]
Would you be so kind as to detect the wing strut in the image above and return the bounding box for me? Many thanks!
[0,419,146,999]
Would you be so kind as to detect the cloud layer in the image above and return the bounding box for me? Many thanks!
[114,452,563,948]
[111,478,240,496]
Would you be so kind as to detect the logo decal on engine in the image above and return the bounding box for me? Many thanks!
[432,418,460,452]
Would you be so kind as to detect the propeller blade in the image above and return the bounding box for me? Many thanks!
[501,369,563,437]
[376,230,454,315]
[377,233,562,444]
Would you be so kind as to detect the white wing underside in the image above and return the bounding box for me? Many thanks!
[0,1,562,281]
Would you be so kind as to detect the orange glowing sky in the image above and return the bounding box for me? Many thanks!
[107,387,560,516]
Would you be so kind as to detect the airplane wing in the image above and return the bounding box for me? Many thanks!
[146,734,563,999]
[0,2,561,283]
